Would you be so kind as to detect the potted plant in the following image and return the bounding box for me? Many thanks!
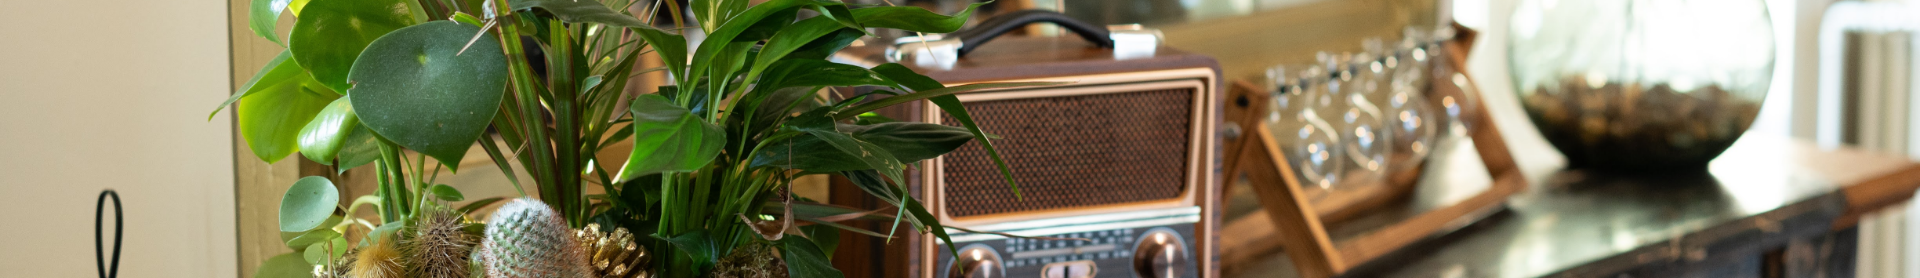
[218,0,1057,276]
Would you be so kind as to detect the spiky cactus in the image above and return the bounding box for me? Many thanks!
[405,208,480,278]
[576,223,651,278]
[479,198,594,278]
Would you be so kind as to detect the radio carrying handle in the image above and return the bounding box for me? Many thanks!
[951,10,1114,57]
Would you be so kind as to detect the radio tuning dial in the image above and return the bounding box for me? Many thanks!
[949,245,1005,278]
[1133,229,1188,278]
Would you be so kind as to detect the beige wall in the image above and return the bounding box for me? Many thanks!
[0,0,238,277]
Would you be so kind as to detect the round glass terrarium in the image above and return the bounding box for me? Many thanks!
[1508,0,1774,172]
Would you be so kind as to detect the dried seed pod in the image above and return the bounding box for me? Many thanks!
[351,236,406,278]
[575,223,652,278]
[478,198,594,278]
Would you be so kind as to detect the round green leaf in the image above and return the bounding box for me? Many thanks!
[254,253,316,278]
[298,96,359,165]
[303,237,350,266]
[283,225,341,249]
[429,184,465,202]
[280,176,340,232]
[363,221,406,247]
[349,21,508,169]
[289,0,416,92]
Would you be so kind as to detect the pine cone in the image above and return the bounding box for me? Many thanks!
[478,198,594,278]
[575,223,652,278]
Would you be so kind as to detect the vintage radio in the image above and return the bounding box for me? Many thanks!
[826,10,1222,278]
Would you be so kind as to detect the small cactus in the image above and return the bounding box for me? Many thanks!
[405,208,480,278]
[479,198,594,278]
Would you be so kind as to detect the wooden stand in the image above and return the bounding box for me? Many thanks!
[1217,26,1527,278]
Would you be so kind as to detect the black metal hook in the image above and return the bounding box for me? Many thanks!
[96,189,122,278]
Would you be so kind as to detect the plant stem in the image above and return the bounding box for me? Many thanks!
[547,18,585,226]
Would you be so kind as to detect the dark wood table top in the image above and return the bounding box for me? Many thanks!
[1225,136,1920,277]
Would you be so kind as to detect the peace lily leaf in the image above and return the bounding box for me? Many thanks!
[302,237,350,265]
[659,230,719,273]
[735,7,799,42]
[748,17,847,80]
[757,59,890,89]
[838,169,955,254]
[754,122,972,171]
[508,0,654,28]
[684,0,844,85]
[843,122,973,162]
[779,236,846,278]
[849,2,986,33]
[799,122,906,187]
[787,28,864,61]
[290,0,416,92]
[212,50,295,121]
[298,96,359,165]
[628,28,686,79]
[800,224,842,257]
[280,176,339,232]
[284,228,340,249]
[254,253,316,278]
[430,184,465,202]
[865,63,1060,197]
[349,21,509,170]
[249,0,295,45]
[334,126,382,172]
[615,94,725,182]
[689,0,749,32]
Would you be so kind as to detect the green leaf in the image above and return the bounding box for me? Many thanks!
[334,126,382,172]
[659,230,719,273]
[849,2,986,33]
[787,28,865,61]
[364,221,406,246]
[867,63,1049,197]
[508,0,654,28]
[230,52,341,162]
[837,170,958,257]
[628,28,686,80]
[302,237,350,265]
[614,94,725,182]
[800,222,842,257]
[754,122,972,171]
[747,17,847,80]
[284,228,341,249]
[254,253,316,278]
[430,184,466,202]
[212,50,293,121]
[349,21,509,170]
[778,236,846,278]
[758,59,891,89]
[298,97,359,165]
[842,122,973,162]
[249,0,295,45]
[736,7,799,42]
[684,0,844,86]
[289,0,416,92]
[804,127,906,187]
[280,176,340,232]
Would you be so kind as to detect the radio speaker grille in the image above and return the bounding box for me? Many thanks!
[939,88,1195,217]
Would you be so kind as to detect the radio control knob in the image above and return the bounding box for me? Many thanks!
[1133,230,1188,278]
[950,245,1005,278]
